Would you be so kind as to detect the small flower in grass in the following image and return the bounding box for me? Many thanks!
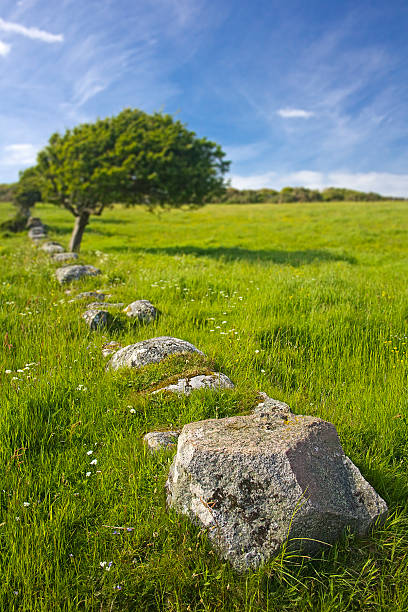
[23,502,30,507]
[86,471,91,477]
[5,370,11,374]
[126,527,134,532]
[15,516,20,521]
[90,459,97,465]
[255,350,260,354]
[87,450,93,455]
[106,561,113,571]
[113,585,122,590]
[129,408,136,414]
[100,561,107,568]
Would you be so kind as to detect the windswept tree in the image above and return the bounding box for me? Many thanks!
[37,108,230,252]
[13,166,43,218]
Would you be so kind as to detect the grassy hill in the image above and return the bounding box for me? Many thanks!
[0,200,407,610]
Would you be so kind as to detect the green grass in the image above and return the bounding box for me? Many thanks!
[0,200,407,611]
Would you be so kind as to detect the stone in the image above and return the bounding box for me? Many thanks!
[87,302,124,309]
[123,299,157,322]
[52,252,79,262]
[82,309,110,330]
[101,341,123,357]
[41,241,65,254]
[144,431,180,452]
[107,336,204,371]
[69,291,109,302]
[28,227,46,239]
[152,373,234,395]
[26,217,44,229]
[166,396,388,571]
[55,265,101,284]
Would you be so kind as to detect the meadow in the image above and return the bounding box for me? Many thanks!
[0,199,407,611]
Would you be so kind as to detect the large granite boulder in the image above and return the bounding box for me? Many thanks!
[123,299,157,323]
[55,265,101,284]
[41,241,64,254]
[153,373,234,395]
[166,395,388,571]
[107,336,204,371]
[52,252,79,262]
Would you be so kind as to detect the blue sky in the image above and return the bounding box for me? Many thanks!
[1,0,408,196]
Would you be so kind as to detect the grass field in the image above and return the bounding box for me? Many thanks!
[0,200,408,611]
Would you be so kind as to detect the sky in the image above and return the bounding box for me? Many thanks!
[1,0,408,196]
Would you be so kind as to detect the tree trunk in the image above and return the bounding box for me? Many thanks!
[69,211,90,252]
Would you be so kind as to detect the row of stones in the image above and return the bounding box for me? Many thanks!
[26,219,388,572]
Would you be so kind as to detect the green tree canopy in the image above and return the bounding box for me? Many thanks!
[37,108,230,251]
[13,166,43,217]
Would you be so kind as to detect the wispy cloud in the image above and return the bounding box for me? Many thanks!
[0,40,11,56]
[3,144,38,165]
[277,108,315,119]
[230,170,408,198]
[0,17,63,43]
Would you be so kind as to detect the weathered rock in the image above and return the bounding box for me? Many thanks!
[144,431,180,452]
[101,341,123,357]
[123,299,157,323]
[26,217,44,229]
[166,397,388,571]
[41,241,65,254]
[69,291,109,302]
[28,227,46,239]
[153,373,234,395]
[55,265,101,284]
[107,336,204,371]
[82,309,110,330]
[52,252,79,262]
[87,302,124,309]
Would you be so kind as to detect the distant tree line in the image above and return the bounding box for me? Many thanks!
[209,186,403,203]
[0,182,16,202]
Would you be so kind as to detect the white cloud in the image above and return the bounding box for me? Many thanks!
[230,170,408,198]
[3,144,38,165]
[0,18,63,43]
[277,108,315,119]
[0,40,11,56]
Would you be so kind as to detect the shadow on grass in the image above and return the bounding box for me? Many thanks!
[109,245,357,267]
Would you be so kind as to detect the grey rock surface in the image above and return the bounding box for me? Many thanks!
[55,265,101,284]
[107,336,204,371]
[41,241,65,254]
[101,341,123,357]
[166,398,388,571]
[82,309,110,330]
[26,217,44,229]
[123,299,157,322]
[87,302,124,309]
[144,431,180,452]
[69,291,109,302]
[153,373,234,395]
[52,252,79,262]
[28,227,46,239]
